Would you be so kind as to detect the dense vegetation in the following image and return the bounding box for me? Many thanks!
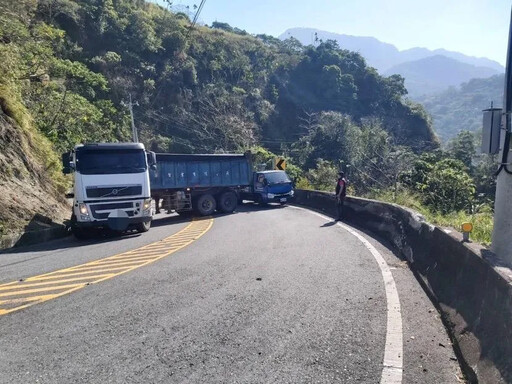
[0,0,499,242]
[0,0,437,152]
[418,74,504,142]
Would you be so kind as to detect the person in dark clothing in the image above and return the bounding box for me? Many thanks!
[335,171,347,221]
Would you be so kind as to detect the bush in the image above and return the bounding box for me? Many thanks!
[370,189,492,245]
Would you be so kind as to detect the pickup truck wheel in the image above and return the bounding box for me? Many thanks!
[135,220,151,233]
[218,191,237,213]
[195,194,216,216]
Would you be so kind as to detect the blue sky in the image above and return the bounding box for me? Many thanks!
[154,0,511,65]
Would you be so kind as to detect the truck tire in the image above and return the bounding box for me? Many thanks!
[218,191,238,213]
[195,194,216,216]
[135,220,151,233]
[71,214,92,240]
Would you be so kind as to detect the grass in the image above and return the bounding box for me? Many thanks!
[0,85,69,193]
[367,189,493,246]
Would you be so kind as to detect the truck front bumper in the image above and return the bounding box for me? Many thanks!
[75,215,152,230]
[264,192,294,203]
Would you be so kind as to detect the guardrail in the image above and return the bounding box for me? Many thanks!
[294,189,512,383]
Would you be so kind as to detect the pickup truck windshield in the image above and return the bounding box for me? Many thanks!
[261,171,291,185]
[76,149,147,175]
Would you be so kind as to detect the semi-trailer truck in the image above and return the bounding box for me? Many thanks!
[63,147,294,238]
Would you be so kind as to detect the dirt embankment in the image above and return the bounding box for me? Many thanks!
[0,107,69,237]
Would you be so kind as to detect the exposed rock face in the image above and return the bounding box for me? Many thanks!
[0,105,69,237]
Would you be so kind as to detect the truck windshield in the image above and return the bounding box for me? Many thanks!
[262,171,291,185]
[76,149,147,175]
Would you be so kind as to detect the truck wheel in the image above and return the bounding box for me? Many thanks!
[70,214,92,240]
[218,191,238,213]
[72,227,92,240]
[195,194,216,216]
[135,220,151,233]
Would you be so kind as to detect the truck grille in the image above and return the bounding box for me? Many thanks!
[89,202,135,220]
[86,185,142,198]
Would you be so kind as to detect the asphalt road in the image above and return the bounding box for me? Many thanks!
[0,204,462,383]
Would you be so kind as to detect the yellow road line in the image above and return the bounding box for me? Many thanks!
[0,283,85,298]
[0,218,213,316]
[0,274,115,290]
[25,267,134,282]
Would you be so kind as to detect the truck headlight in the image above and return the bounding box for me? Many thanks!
[267,193,275,199]
[143,198,152,212]
[79,203,89,216]
[290,190,294,196]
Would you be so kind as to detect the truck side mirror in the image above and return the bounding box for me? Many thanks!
[147,151,157,167]
[61,152,72,174]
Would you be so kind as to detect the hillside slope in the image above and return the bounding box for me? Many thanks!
[417,74,504,142]
[0,94,69,237]
[384,55,500,97]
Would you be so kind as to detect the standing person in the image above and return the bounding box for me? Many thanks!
[335,171,347,221]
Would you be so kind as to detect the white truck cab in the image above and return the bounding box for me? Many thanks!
[62,143,156,239]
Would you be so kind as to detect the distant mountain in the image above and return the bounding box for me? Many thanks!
[399,47,504,72]
[280,28,401,72]
[384,55,500,98]
[416,74,504,142]
[279,28,504,73]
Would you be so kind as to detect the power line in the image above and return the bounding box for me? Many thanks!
[190,0,206,29]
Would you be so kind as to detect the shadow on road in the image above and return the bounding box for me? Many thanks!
[236,202,286,214]
[0,214,191,255]
[2,203,288,255]
[320,221,338,227]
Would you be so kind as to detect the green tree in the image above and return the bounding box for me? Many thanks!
[448,130,476,169]
[305,159,338,191]
[403,154,475,213]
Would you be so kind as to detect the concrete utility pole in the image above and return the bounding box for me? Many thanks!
[491,7,512,263]
[128,93,138,143]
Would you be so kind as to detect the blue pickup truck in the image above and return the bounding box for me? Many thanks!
[150,153,294,215]
[239,170,294,205]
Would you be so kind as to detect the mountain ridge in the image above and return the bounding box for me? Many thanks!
[384,55,500,98]
[279,27,504,73]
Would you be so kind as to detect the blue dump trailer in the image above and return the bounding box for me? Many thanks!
[150,152,295,216]
[150,153,252,216]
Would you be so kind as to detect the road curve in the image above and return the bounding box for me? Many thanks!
[0,204,461,383]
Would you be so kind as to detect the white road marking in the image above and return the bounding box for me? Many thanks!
[291,206,403,384]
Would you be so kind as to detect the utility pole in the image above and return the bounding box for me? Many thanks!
[491,6,512,263]
[128,93,138,143]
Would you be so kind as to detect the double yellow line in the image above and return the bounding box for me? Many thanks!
[0,218,213,316]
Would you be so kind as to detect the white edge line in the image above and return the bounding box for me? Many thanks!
[291,206,403,384]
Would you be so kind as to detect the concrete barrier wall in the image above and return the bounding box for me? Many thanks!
[294,189,512,383]
[0,225,69,251]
